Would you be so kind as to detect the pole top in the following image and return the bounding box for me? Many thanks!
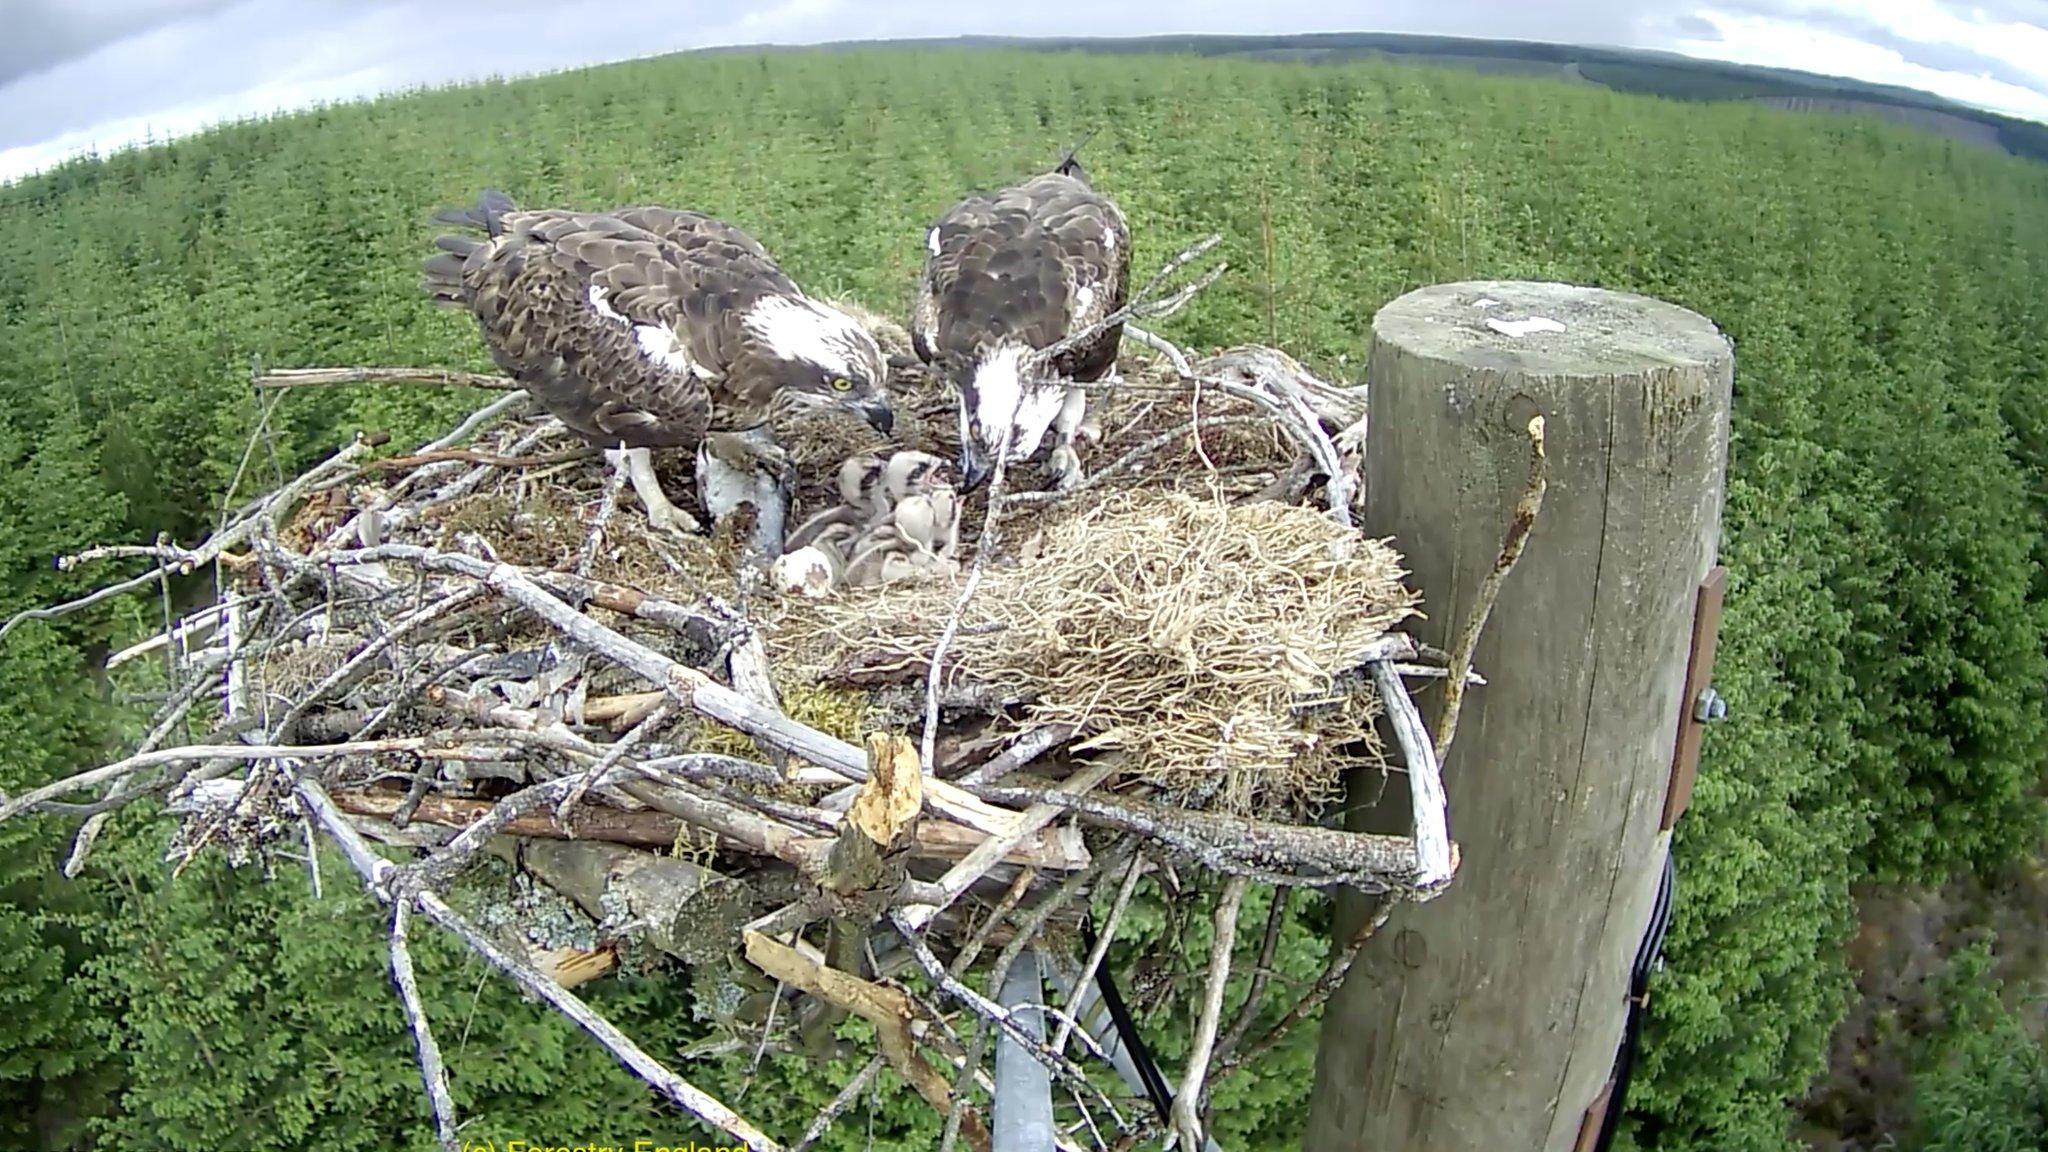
[1373,281,1732,379]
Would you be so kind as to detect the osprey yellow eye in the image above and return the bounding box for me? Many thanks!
[830,376,853,392]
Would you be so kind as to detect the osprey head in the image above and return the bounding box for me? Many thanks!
[743,295,894,434]
[954,344,1066,491]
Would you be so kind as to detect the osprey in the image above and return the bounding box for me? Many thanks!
[423,190,894,553]
[775,450,959,594]
[912,150,1131,491]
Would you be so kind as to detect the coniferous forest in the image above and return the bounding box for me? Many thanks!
[3,46,2048,1152]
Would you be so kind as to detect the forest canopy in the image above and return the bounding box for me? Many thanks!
[2,46,2047,1152]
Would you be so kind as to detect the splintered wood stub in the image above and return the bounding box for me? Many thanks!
[850,732,923,849]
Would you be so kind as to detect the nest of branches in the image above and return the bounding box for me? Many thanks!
[0,239,1548,1152]
[770,490,1416,816]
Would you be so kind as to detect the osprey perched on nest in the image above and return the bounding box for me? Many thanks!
[912,147,1131,490]
[423,191,894,556]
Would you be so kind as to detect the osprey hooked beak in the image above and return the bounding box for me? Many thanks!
[955,347,1063,492]
[959,439,992,492]
[853,397,894,436]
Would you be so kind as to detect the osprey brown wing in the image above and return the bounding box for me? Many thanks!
[435,209,709,448]
[424,201,794,449]
[610,206,784,273]
[912,172,1129,380]
[582,208,799,404]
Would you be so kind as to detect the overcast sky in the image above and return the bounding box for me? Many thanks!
[4,0,2045,183]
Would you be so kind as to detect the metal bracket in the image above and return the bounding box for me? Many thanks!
[1659,565,1727,831]
[1574,1080,1617,1152]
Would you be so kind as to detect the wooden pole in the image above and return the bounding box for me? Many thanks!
[1303,282,1733,1152]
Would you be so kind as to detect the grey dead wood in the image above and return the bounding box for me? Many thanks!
[292,776,782,1152]
[483,838,750,967]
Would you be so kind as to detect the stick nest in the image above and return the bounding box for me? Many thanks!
[770,490,1416,815]
[5,246,1501,1152]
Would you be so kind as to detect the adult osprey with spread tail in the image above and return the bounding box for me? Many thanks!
[911,147,1131,490]
[423,191,894,555]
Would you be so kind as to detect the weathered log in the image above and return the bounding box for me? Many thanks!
[1306,280,1732,1152]
[485,838,750,966]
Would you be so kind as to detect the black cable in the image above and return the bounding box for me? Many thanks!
[1080,912,1176,1124]
[1591,847,1678,1152]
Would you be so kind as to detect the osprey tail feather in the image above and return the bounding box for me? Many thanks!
[421,189,516,309]
[430,188,517,236]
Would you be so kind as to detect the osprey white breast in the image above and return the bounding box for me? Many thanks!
[969,343,1067,462]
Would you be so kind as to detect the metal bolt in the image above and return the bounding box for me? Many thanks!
[1693,686,1727,724]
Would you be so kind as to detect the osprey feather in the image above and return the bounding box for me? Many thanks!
[911,150,1131,491]
[422,190,893,551]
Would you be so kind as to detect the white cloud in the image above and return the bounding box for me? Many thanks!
[1675,5,2048,121]
[0,1,2043,185]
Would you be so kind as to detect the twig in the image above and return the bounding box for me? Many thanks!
[932,844,1130,1152]
[793,1055,885,1152]
[899,762,1116,932]
[1002,417,1268,509]
[1434,413,1546,762]
[408,771,632,890]
[1212,888,1289,1068]
[577,451,631,578]
[1051,852,1145,1056]
[365,446,596,472]
[887,913,1118,1112]
[746,929,988,1152]
[1371,660,1454,893]
[418,390,532,452]
[390,902,461,1152]
[954,725,1076,787]
[269,587,488,740]
[922,400,1020,775]
[1,738,510,824]
[61,651,227,871]
[312,543,1002,832]
[1170,875,1247,1152]
[556,701,674,823]
[103,598,247,670]
[1105,328,1356,530]
[255,366,520,391]
[411,418,569,515]
[293,777,781,1151]
[62,777,138,878]
[950,867,1039,978]
[57,435,375,576]
[963,781,1432,892]
[1122,326,1193,377]
[1391,663,1487,685]
[1211,899,1398,1086]
[1126,327,1224,480]
[1025,235,1228,376]
[1,567,178,647]
[219,388,290,540]
[332,777,1083,870]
